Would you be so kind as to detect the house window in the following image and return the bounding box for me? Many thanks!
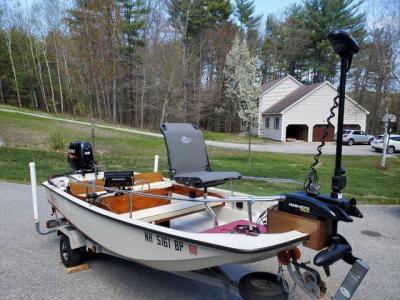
[265,117,270,129]
[274,117,280,130]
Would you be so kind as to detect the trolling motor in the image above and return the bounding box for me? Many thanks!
[313,30,362,276]
[276,31,368,287]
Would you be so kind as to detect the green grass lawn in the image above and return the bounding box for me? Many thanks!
[0,104,273,144]
[0,108,399,204]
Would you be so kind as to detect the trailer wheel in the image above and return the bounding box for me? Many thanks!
[239,272,288,300]
[60,234,83,267]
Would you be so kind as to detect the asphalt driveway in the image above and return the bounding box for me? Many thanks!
[0,181,399,299]
[206,140,396,156]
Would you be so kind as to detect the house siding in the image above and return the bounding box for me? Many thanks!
[259,115,282,141]
[283,84,367,142]
[258,77,302,137]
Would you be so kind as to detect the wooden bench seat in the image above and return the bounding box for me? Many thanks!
[121,198,224,223]
[74,181,173,199]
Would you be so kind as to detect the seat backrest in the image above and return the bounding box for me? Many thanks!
[160,123,210,177]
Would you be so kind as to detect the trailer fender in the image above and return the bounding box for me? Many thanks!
[57,226,86,249]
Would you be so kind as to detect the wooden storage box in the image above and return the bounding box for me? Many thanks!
[267,206,332,250]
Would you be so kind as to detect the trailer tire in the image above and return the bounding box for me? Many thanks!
[239,272,288,300]
[60,234,83,268]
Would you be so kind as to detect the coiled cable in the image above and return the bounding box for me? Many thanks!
[304,87,340,195]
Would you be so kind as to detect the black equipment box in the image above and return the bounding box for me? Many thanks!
[104,171,134,188]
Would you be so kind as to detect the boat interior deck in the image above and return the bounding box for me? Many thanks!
[61,172,251,233]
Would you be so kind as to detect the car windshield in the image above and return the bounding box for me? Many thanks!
[375,135,384,139]
[343,130,351,134]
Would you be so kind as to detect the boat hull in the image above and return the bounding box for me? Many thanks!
[43,182,307,272]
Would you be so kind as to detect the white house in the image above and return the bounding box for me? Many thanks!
[258,75,369,142]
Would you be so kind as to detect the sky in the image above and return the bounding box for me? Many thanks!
[253,0,301,17]
[252,0,376,27]
[251,0,302,29]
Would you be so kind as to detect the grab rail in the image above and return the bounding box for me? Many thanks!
[127,190,285,203]
[122,189,285,225]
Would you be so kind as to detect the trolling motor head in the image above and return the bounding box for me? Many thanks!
[328,30,359,77]
[327,30,360,58]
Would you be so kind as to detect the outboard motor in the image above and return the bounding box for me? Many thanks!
[67,141,95,173]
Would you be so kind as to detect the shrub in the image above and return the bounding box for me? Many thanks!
[49,132,65,151]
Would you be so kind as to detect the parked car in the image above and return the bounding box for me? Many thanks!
[335,129,374,146]
[371,134,400,154]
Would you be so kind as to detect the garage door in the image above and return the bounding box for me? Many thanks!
[344,124,361,130]
[313,125,335,142]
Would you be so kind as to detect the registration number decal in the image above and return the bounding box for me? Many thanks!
[145,231,191,253]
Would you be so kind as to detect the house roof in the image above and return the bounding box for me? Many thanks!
[260,77,286,94]
[263,82,324,114]
[261,75,302,95]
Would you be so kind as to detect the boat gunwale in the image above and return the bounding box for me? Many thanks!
[42,180,308,255]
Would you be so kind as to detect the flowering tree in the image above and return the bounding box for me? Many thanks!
[224,34,260,162]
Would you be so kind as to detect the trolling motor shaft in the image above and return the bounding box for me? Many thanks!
[328,30,360,199]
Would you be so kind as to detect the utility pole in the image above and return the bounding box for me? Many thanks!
[381,102,396,168]
[90,94,96,153]
[381,107,389,169]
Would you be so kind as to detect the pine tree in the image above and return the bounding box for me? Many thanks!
[118,0,148,53]
[234,0,260,31]
[293,0,366,83]
[168,0,232,40]
[234,0,261,54]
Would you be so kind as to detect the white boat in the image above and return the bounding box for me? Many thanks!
[43,170,309,272]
